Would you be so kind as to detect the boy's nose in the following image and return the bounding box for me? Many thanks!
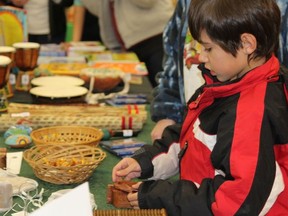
[198,52,208,63]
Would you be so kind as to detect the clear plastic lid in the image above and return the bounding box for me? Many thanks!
[0,55,11,66]
[12,42,40,49]
[0,46,16,53]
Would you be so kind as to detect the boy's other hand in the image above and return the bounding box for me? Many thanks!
[151,119,176,141]
[112,158,141,182]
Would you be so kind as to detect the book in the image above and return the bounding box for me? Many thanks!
[39,44,66,57]
[88,52,139,62]
[100,138,145,150]
[106,94,147,106]
[37,62,88,75]
[67,41,106,57]
[37,56,86,65]
[100,145,142,158]
[100,138,146,158]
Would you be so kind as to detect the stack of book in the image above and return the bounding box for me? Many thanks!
[100,138,146,158]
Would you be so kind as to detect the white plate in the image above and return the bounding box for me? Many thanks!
[30,86,88,99]
[31,76,84,87]
[0,46,15,53]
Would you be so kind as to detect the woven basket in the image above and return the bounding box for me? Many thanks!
[23,144,106,184]
[30,126,103,147]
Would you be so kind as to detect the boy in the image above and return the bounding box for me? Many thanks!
[150,0,288,142]
[112,0,288,215]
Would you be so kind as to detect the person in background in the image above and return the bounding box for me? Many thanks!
[10,0,73,44]
[150,0,204,141]
[82,10,101,42]
[72,0,174,87]
[277,0,288,68]
[0,0,13,5]
[72,2,101,42]
[150,0,288,141]
[112,0,288,215]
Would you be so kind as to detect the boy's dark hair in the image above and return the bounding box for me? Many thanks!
[188,0,281,62]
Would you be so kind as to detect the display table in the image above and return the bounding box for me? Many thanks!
[0,77,156,214]
[10,74,153,104]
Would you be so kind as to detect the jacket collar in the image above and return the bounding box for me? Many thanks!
[197,55,280,100]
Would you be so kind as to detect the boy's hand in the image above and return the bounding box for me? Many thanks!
[112,158,141,182]
[127,182,142,209]
[151,119,175,141]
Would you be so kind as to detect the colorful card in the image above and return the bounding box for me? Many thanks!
[91,62,148,76]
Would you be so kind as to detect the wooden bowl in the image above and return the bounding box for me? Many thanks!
[80,68,123,92]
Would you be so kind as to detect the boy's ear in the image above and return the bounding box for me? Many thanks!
[240,33,257,54]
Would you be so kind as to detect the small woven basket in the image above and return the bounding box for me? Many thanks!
[30,126,103,147]
[23,144,106,184]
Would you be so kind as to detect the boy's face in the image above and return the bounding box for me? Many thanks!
[198,30,251,82]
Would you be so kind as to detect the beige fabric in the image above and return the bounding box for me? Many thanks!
[77,0,174,50]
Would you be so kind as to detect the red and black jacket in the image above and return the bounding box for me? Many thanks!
[133,55,288,216]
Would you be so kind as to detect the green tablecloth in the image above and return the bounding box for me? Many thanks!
[0,78,156,214]
[0,108,155,211]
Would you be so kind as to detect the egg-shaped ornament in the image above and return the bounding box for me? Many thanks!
[3,127,29,139]
[14,125,33,135]
[5,134,32,148]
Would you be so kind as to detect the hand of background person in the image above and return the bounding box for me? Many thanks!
[112,158,142,182]
[10,0,28,7]
[151,119,176,142]
[127,182,142,209]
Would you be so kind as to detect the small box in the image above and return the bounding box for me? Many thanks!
[107,181,136,208]
[0,148,6,169]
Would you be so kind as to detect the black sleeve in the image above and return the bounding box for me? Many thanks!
[138,179,213,216]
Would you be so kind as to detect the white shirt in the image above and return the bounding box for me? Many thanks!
[74,0,174,50]
[24,0,50,35]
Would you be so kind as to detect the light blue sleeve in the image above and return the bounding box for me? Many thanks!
[276,0,288,67]
[74,0,83,6]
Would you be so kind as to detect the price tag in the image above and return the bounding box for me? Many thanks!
[21,74,30,85]
[123,130,133,137]
[10,112,30,117]
[9,74,16,85]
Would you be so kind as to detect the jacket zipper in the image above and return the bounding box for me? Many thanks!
[178,141,188,176]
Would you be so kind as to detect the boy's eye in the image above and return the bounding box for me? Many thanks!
[204,47,212,52]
